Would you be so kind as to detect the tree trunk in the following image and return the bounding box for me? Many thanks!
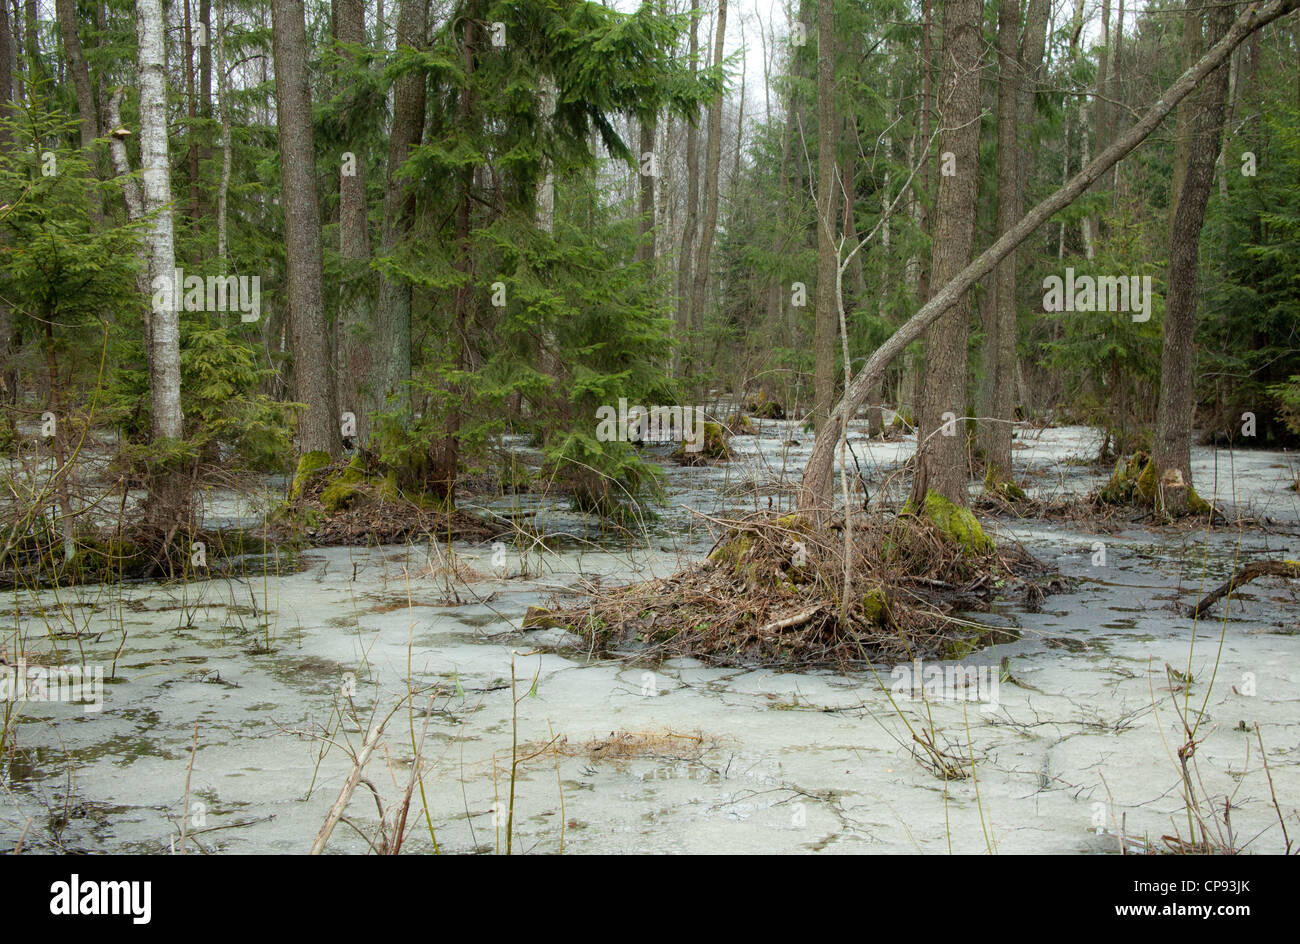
[272,0,342,458]
[333,0,372,439]
[374,0,428,424]
[981,0,1047,482]
[909,0,982,509]
[183,0,201,229]
[797,0,1297,514]
[138,0,183,444]
[813,0,837,435]
[687,0,726,380]
[637,112,656,264]
[1151,0,1234,514]
[0,0,12,417]
[216,0,231,264]
[535,73,556,233]
[979,0,1022,483]
[674,0,701,373]
[138,0,192,550]
[1086,0,1111,247]
[55,0,100,223]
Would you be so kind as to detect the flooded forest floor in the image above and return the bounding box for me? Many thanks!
[3,417,1299,854]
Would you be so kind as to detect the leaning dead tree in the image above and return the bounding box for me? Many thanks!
[798,0,1300,516]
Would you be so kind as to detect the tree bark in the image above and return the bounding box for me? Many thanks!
[980,0,1047,481]
[687,0,726,381]
[798,0,1298,515]
[674,0,701,373]
[55,0,100,223]
[272,0,342,458]
[0,0,12,415]
[374,0,428,424]
[216,0,231,264]
[637,112,656,264]
[1151,0,1234,513]
[813,0,837,435]
[909,0,982,509]
[980,0,1023,484]
[137,0,192,550]
[138,0,183,443]
[333,0,372,439]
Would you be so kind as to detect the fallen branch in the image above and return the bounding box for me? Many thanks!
[309,711,392,855]
[760,605,826,634]
[1192,560,1300,618]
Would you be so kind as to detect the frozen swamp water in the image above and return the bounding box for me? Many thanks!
[1,422,1297,854]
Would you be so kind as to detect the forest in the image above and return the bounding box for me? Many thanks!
[0,0,1298,859]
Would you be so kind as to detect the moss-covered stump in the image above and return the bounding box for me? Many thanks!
[276,454,492,546]
[672,421,733,465]
[745,390,786,420]
[289,450,333,502]
[534,509,1042,668]
[1097,451,1211,517]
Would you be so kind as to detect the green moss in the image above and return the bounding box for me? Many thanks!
[940,636,980,660]
[746,390,785,420]
[983,468,1027,502]
[708,532,755,581]
[919,490,994,556]
[673,421,731,462]
[319,455,366,514]
[522,606,563,630]
[1099,451,1212,516]
[1185,485,1211,515]
[862,586,889,623]
[1135,455,1158,502]
[290,450,332,501]
[1099,451,1151,504]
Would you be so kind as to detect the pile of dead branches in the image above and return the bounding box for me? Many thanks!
[530,509,1049,669]
[274,459,493,547]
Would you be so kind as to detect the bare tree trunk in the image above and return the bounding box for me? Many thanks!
[813,0,837,434]
[333,0,372,439]
[139,0,183,444]
[1085,0,1111,248]
[138,0,192,550]
[764,42,798,354]
[979,0,1022,483]
[0,0,12,418]
[1151,0,1234,514]
[637,111,656,265]
[687,0,726,380]
[216,0,231,264]
[183,0,201,230]
[55,0,100,224]
[909,0,982,509]
[535,74,556,233]
[916,0,933,302]
[797,0,1297,514]
[674,0,701,372]
[981,0,1047,482]
[374,0,428,422]
[272,0,342,458]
